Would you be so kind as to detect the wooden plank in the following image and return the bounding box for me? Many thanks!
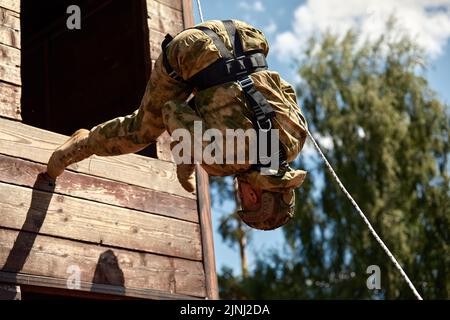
[0,42,19,65]
[196,164,219,299]
[0,181,202,261]
[0,81,20,120]
[0,117,196,199]
[182,0,195,28]
[0,154,198,223]
[0,7,20,30]
[0,0,20,13]
[0,283,20,300]
[154,0,183,11]
[149,28,165,60]
[0,62,19,85]
[0,273,200,300]
[0,43,20,85]
[147,1,184,36]
[0,229,206,297]
[0,24,20,48]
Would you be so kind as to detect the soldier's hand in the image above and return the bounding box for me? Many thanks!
[177,164,196,193]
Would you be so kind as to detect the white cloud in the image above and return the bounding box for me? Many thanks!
[263,20,278,35]
[239,0,265,12]
[273,0,450,61]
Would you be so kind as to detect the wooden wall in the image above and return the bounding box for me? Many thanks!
[0,0,218,300]
[0,116,208,299]
[0,0,21,121]
[148,0,195,161]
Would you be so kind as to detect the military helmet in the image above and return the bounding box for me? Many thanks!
[238,190,295,230]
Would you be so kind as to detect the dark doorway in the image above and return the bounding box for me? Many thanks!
[21,0,155,155]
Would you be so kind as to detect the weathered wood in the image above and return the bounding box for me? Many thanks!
[196,164,219,300]
[182,0,195,28]
[0,228,206,297]
[149,28,165,60]
[0,117,196,199]
[157,131,175,162]
[0,282,20,300]
[0,81,20,120]
[0,0,20,14]
[0,181,202,261]
[0,62,19,85]
[0,7,20,30]
[0,43,20,85]
[0,273,200,300]
[0,154,198,223]
[148,1,184,36]
[0,24,20,48]
[153,0,183,11]
[0,42,19,65]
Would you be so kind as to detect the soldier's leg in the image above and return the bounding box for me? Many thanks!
[47,55,192,179]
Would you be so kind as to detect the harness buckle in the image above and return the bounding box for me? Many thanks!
[257,118,272,132]
[237,76,254,90]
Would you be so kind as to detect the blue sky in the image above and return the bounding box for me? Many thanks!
[193,0,450,275]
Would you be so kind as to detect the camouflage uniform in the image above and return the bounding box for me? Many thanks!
[86,20,308,192]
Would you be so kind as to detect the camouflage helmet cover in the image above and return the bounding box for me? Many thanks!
[238,190,295,230]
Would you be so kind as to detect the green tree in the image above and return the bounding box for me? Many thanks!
[219,20,449,299]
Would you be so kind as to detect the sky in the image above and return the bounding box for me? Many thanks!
[192,0,450,276]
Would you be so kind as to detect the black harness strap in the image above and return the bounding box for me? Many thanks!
[195,26,234,60]
[161,34,184,82]
[223,19,245,57]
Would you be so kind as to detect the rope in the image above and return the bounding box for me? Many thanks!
[196,0,204,23]
[304,126,423,300]
[194,0,423,301]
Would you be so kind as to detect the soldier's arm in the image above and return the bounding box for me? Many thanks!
[280,77,308,129]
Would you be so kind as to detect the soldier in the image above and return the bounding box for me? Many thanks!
[46,19,308,230]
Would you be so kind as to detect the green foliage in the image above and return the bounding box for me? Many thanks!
[218,22,449,299]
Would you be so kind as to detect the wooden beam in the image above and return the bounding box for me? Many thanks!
[0,228,206,297]
[0,117,196,199]
[0,81,20,120]
[0,43,20,85]
[0,272,200,300]
[148,28,165,64]
[0,154,198,223]
[196,164,219,300]
[0,7,20,30]
[182,0,195,28]
[0,24,20,48]
[154,0,183,11]
[0,181,202,261]
[147,1,184,35]
[0,0,20,14]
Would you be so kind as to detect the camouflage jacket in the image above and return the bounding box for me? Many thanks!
[87,20,308,192]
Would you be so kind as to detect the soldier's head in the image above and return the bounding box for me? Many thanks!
[236,180,296,230]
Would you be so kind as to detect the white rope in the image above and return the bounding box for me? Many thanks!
[305,128,423,300]
[194,0,423,300]
[196,0,205,23]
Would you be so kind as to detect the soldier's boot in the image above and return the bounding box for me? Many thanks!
[177,164,196,193]
[47,129,93,179]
